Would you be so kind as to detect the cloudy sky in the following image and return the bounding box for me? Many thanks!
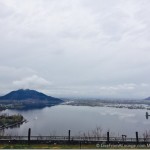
[0,0,150,99]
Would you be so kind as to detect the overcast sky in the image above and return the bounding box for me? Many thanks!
[0,0,150,99]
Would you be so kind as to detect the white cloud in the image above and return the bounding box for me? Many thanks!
[99,83,137,92]
[0,66,52,95]
[141,83,149,87]
[13,75,51,89]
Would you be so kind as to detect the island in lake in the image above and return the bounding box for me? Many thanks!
[0,113,25,129]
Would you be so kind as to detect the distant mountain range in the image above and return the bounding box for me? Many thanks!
[145,97,150,100]
[0,89,63,109]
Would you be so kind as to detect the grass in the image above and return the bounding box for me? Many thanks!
[0,144,150,149]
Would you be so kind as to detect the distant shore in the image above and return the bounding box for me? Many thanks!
[63,99,150,110]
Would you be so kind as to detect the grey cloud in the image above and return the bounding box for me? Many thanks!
[0,0,150,98]
[0,2,14,18]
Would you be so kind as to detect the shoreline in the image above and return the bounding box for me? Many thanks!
[0,119,27,130]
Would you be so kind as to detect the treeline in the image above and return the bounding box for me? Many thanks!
[0,113,24,127]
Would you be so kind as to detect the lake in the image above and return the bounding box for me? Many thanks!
[1,105,150,138]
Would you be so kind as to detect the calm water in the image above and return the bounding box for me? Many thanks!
[1,105,150,138]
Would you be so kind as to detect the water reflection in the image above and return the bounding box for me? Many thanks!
[1,105,150,137]
[145,112,150,119]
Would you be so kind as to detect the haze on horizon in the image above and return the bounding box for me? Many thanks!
[0,0,150,99]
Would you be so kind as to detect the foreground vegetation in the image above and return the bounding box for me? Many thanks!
[0,143,150,149]
[0,113,24,127]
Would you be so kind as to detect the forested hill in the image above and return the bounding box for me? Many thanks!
[0,89,62,102]
[0,89,63,109]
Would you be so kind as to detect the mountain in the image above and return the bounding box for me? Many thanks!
[144,97,150,100]
[0,89,63,109]
[0,89,62,102]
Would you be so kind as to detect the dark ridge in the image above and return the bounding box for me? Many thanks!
[0,89,62,103]
[145,97,150,100]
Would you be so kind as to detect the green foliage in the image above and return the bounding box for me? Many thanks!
[0,113,24,127]
[3,145,11,149]
[0,143,149,149]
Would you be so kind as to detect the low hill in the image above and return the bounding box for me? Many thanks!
[0,89,62,102]
[0,89,63,109]
[145,97,150,100]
